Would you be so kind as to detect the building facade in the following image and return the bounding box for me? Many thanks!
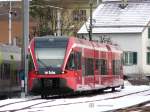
[0,0,100,45]
[78,0,150,79]
[0,1,36,46]
[30,0,100,37]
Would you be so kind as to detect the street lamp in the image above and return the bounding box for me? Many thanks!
[9,1,12,45]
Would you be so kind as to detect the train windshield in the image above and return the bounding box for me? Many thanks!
[34,37,68,69]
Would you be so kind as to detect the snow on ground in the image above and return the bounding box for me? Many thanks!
[0,81,150,112]
[145,104,150,107]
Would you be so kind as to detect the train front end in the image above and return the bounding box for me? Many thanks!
[28,36,75,96]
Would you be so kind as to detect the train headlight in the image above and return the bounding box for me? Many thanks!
[44,71,49,74]
[35,71,39,74]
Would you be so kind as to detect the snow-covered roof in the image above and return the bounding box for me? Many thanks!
[78,0,150,34]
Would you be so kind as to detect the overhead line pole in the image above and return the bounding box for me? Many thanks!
[89,0,93,41]
[9,1,12,45]
[22,0,29,97]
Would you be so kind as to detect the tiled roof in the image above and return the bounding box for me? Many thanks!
[78,0,150,34]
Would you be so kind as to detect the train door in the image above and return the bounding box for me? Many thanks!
[94,59,101,89]
[82,48,95,90]
[100,51,110,87]
[94,50,101,89]
[112,53,122,86]
[65,50,82,91]
[74,51,82,86]
[83,58,95,90]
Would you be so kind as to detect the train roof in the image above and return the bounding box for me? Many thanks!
[0,44,21,53]
[32,36,122,53]
[34,35,68,40]
[0,44,21,61]
[73,37,122,53]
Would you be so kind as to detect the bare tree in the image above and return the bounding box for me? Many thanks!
[30,0,57,38]
[61,7,86,37]
[30,0,86,38]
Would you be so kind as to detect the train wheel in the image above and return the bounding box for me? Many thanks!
[41,93,47,99]
[111,87,115,92]
[121,84,124,89]
[40,79,48,99]
[41,94,44,99]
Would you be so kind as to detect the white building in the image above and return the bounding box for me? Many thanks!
[78,0,150,79]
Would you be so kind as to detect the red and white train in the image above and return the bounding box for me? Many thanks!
[28,36,124,98]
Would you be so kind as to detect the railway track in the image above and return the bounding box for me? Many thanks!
[0,97,41,108]
[115,101,150,112]
[0,87,150,112]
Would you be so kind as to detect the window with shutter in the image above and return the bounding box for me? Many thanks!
[123,51,137,65]
[147,52,150,65]
[133,52,137,64]
[148,28,150,39]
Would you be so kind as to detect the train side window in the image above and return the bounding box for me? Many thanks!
[85,58,94,75]
[112,60,121,75]
[66,52,75,70]
[66,51,81,70]
[100,59,108,75]
[1,65,3,79]
[1,63,10,80]
[0,64,2,79]
[95,59,99,70]
[75,52,81,70]
[5,63,10,79]
[29,54,34,71]
[95,59,101,75]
